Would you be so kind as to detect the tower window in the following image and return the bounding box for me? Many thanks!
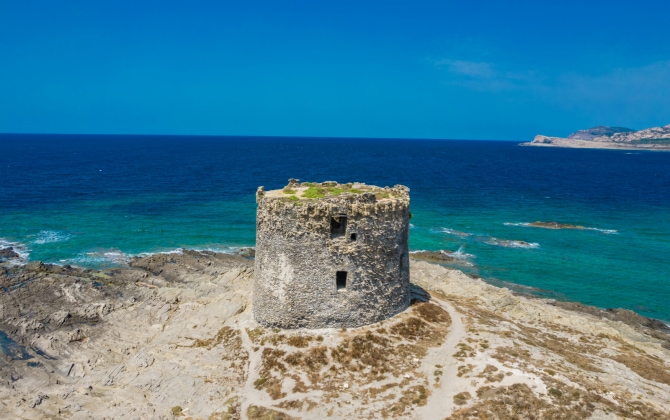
[336,271,347,290]
[330,215,347,238]
[350,233,357,241]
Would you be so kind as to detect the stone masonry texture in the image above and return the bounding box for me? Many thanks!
[253,181,411,329]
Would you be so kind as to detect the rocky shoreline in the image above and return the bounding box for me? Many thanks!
[1,250,669,418]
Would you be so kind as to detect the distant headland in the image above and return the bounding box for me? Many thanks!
[521,124,670,150]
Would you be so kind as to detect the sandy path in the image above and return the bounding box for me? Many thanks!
[413,297,466,419]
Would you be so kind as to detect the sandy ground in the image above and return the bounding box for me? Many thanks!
[1,251,669,419]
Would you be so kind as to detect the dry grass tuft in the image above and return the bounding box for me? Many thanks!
[192,326,239,350]
[285,346,329,371]
[414,302,452,324]
[453,391,471,406]
[390,317,430,340]
[247,327,265,344]
[275,399,304,411]
[453,343,476,359]
[246,405,297,420]
[380,385,430,417]
[208,396,241,420]
[613,353,670,385]
[286,335,311,348]
[331,331,393,376]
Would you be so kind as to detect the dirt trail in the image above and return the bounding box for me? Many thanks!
[413,297,466,418]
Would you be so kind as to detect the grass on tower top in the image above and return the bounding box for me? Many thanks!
[301,185,365,199]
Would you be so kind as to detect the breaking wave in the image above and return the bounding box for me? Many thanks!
[60,245,256,268]
[450,246,476,259]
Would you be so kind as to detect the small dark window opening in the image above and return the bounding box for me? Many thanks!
[350,233,357,241]
[330,215,347,238]
[336,271,347,290]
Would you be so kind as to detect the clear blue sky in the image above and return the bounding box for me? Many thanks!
[1,0,669,140]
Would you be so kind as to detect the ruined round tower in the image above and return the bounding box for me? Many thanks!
[253,179,411,329]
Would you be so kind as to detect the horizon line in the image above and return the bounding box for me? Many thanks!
[0,132,522,142]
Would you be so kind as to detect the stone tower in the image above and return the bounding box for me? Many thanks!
[253,180,411,329]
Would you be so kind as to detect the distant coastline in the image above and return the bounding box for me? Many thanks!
[520,124,670,150]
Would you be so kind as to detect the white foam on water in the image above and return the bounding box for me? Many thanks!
[60,245,257,268]
[64,250,131,267]
[449,246,476,259]
[136,248,185,257]
[584,227,618,234]
[504,222,530,227]
[136,245,255,258]
[0,238,31,264]
[31,230,72,245]
[485,237,540,249]
[440,227,472,238]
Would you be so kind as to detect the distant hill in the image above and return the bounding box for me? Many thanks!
[567,126,635,140]
[523,124,670,150]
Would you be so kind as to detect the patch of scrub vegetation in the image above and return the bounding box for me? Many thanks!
[453,391,471,406]
[282,188,297,195]
[189,327,248,382]
[414,301,451,324]
[246,404,297,420]
[612,351,670,385]
[191,326,240,350]
[446,297,670,419]
[454,376,670,420]
[301,184,367,199]
[380,385,430,416]
[302,186,327,199]
[453,342,476,359]
[477,364,504,383]
[245,328,322,348]
[250,302,450,418]
[208,396,241,420]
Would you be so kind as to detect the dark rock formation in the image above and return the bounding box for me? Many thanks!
[0,247,20,261]
[411,251,460,263]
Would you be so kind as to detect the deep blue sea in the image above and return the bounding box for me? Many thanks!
[1,134,669,322]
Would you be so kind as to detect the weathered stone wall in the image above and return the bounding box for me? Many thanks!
[253,183,410,328]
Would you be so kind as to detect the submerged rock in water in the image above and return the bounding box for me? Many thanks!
[528,221,585,230]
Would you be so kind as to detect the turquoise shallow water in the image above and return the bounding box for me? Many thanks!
[1,134,669,322]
